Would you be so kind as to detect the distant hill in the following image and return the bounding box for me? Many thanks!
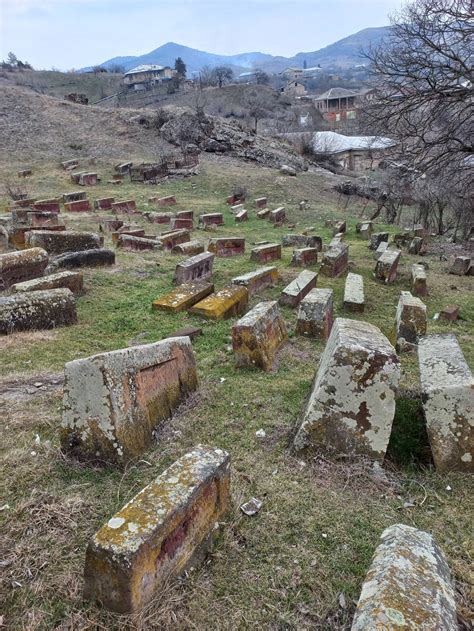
[84,27,392,75]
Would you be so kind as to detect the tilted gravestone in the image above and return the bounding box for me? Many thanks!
[0,247,49,291]
[152,281,214,313]
[374,249,401,284]
[395,291,427,352]
[291,247,318,268]
[50,248,115,269]
[296,287,333,340]
[0,288,77,334]
[343,273,365,313]
[279,270,317,307]
[208,237,245,257]
[26,230,100,255]
[411,263,428,296]
[232,267,278,296]
[11,271,83,295]
[173,252,214,285]
[190,286,248,320]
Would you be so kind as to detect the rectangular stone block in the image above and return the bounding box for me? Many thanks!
[250,243,281,263]
[176,210,194,221]
[282,234,308,248]
[373,241,388,260]
[0,288,77,335]
[52,249,115,269]
[257,208,270,219]
[320,244,348,278]
[280,270,318,307]
[440,305,459,322]
[232,301,288,371]
[153,281,214,313]
[158,229,191,251]
[11,197,36,208]
[112,229,145,244]
[170,217,193,230]
[352,524,457,631]
[199,213,224,227]
[112,200,137,214]
[412,264,428,296]
[296,287,333,339]
[11,271,83,294]
[78,172,98,186]
[27,210,59,227]
[450,256,471,276]
[61,159,79,170]
[83,446,230,613]
[174,252,214,285]
[0,247,49,291]
[332,220,346,235]
[164,326,202,341]
[226,194,244,205]
[208,238,245,257]
[147,212,174,224]
[269,207,285,223]
[190,286,248,320]
[102,219,124,232]
[65,199,91,212]
[63,191,87,203]
[230,203,244,214]
[94,197,115,210]
[408,236,425,255]
[157,195,177,206]
[115,161,133,174]
[172,240,204,256]
[374,249,401,284]
[291,247,318,267]
[359,221,373,239]
[232,266,278,296]
[254,197,267,209]
[369,232,389,250]
[18,169,32,177]
[26,230,100,255]
[343,273,365,313]
[61,338,198,464]
[294,318,400,459]
[117,235,158,251]
[418,334,473,472]
[395,291,427,352]
[235,209,248,223]
[33,199,60,213]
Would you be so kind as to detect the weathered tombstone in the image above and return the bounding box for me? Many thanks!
[117,235,158,251]
[147,212,174,224]
[94,197,115,210]
[408,236,425,255]
[352,524,457,631]
[230,203,244,214]
[152,281,214,313]
[61,338,198,464]
[294,318,400,458]
[332,220,346,235]
[208,237,245,257]
[359,221,373,239]
[158,229,191,251]
[449,256,471,276]
[411,263,428,296]
[12,271,83,295]
[26,230,100,255]
[232,301,288,371]
[172,240,204,255]
[232,266,278,296]
[235,209,248,222]
[282,234,318,248]
[440,305,459,322]
[373,240,389,260]
[83,445,230,613]
[296,288,333,340]
[269,207,285,224]
[111,228,145,244]
[50,249,115,269]
[320,244,348,278]
[418,334,473,472]
[101,219,124,232]
[78,172,98,186]
[369,232,389,251]
[291,247,318,267]
[329,235,343,248]
[27,210,59,227]
[393,233,411,248]
[18,169,32,178]
[170,217,193,230]
[190,286,248,319]
[176,210,194,221]
[255,197,267,208]
[199,213,224,227]
[63,191,87,203]
[33,199,60,213]
[64,199,91,212]
[412,223,425,238]
[112,200,137,214]
[114,161,133,174]
[374,249,401,284]
[0,288,77,334]
[157,195,177,206]
[61,159,79,170]
[250,243,281,263]
[395,291,427,352]
[174,252,214,285]
[343,273,365,313]
[0,248,48,291]
[280,270,318,307]
[257,208,270,219]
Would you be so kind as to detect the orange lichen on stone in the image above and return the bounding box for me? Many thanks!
[190,286,248,320]
[152,281,214,313]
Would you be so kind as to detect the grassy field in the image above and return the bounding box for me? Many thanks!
[1,157,473,630]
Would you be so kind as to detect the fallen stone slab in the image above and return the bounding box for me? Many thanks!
[61,337,198,464]
[449,256,471,276]
[18,169,32,178]
[373,241,389,260]
[235,209,248,222]
[117,235,159,251]
[232,266,278,296]
[153,281,214,313]
[320,244,348,278]
[174,252,214,285]
[395,291,427,352]
[411,264,428,297]
[64,199,91,213]
[0,288,77,335]
[112,200,137,214]
[94,197,115,210]
[190,286,248,320]
[418,334,473,472]
[250,243,281,263]
[255,197,267,209]
[440,305,459,322]
[369,232,389,251]
[111,229,146,244]
[0,247,49,291]
[176,210,194,220]
[11,271,84,294]
[257,208,270,219]
[282,234,309,248]
[83,445,230,612]
[230,203,244,214]
[147,212,174,224]
[63,191,87,203]
[294,318,400,458]
[280,270,317,307]
[26,230,100,255]
[374,249,401,284]
[33,199,60,213]
[61,159,79,170]
[172,240,204,255]
[199,213,224,227]
[78,172,98,186]
[232,301,288,371]
[352,524,457,631]
[269,207,285,224]
[156,195,177,206]
[101,219,123,232]
[290,247,318,267]
[170,217,193,230]
[296,287,333,340]
[158,229,191,251]
[27,210,59,227]
[343,273,364,313]
[51,248,115,269]
[208,237,245,257]
[115,161,133,174]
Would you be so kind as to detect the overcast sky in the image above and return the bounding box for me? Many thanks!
[1,0,402,70]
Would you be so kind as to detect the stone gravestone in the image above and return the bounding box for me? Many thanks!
[153,281,214,313]
[343,273,365,313]
[294,318,400,459]
[449,256,471,276]
[172,240,204,256]
[117,235,158,251]
[199,213,224,227]
[291,247,318,267]
[208,238,245,257]
[158,229,191,251]
[269,207,285,224]
[408,236,425,255]
[12,271,83,295]
[232,301,288,371]
[83,446,230,613]
[374,249,401,284]
[411,263,428,296]
[395,291,427,352]
[369,232,389,251]
[255,197,267,208]
[279,270,317,307]
[296,288,333,340]
[352,524,457,631]
[0,248,49,291]
[174,252,214,285]
[94,197,115,210]
[250,243,281,263]
[418,334,473,472]
[373,241,389,260]
[26,230,100,255]
[320,244,348,278]
[61,337,198,464]
[0,288,77,334]
[50,249,115,269]
[190,286,248,320]
[232,266,278,296]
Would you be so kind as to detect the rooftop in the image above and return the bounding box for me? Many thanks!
[124,64,166,76]
[312,131,397,154]
[314,87,358,100]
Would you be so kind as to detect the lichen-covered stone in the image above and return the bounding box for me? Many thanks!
[359,222,373,239]
[257,208,270,219]
[290,247,318,267]
[27,210,60,227]
[51,248,115,269]
[294,318,400,458]
[374,249,401,284]
[190,286,248,320]
[418,334,473,472]
[64,200,91,212]
[320,244,348,278]
[208,238,245,257]
[408,236,425,255]
[0,247,48,291]
[250,243,281,263]
[172,240,204,255]
[26,230,100,255]
[157,195,177,206]
[232,301,288,371]
[158,229,191,251]
[269,207,285,223]
[232,266,278,296]
[449,256,471,276]
[94,197,115,210]
[395,291,427,352]
[174,252,214,285]
[111,200,137,214]
[352,524,457,631]
[61,337,198,464]
[170,217,193,230]
[296,287,333,340]
[235,209,248,222]
[373,241,388,260]
[255,197,267,208]
[117,235,158,251]
[147,212,174,224]
[343,273,364,313]
[369,232,389,251]
[282,234,309,248]
[279,270,317,307]
[112,229,146,245]
[199,213,224,226]
[11,271,84,294]
[153,281,214,313]
[0,288,77,335]
[33,199,60,213]
[411,263,428,296]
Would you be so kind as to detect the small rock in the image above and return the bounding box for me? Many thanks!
[280,165,297,176]
[240,497,263,516]
[255,429,266,438]
[34,382,43,388]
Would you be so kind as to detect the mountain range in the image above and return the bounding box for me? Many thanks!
[87,26,391,75]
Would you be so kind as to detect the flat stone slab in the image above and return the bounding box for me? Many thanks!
[117,235,158,251]
[27,210,60,227]
[83,446,230,613]
[94,197,115,210]
[208,238,245,257]
[320,244,348,278]
[279,270,317,307]
[64,199,91,212]
[370,232,389,250]
[51,249,115,269]
[61,338,198,464]
[0,288,77,335]
[147,212,174,224]
[172,240,204,255]
[11,271,83,294]
[176,210,194,220]
[291,247,318,267]
[374,241,389,260]
[408,236,425,255]
[158,229,191,251]
[112,229,146,244]
[250,243,281,263]
[170,217,193,230]
[156,195,177,206]
[418,334,473,472]
[153,281,214,313]
[112,200,137,214]
[235,209,248,222]
[411,263,428,296]
[343,273,365,313]
[282,234,309,248]
[174,252,214,285]
[232,266,278,296]
[232,301,288,371]
[294,318,400,459]
[33,199,60,213]
[190,286,248,320]
[395,291,426,352]
[0,247,49,291]
[352,524,457,631]
[199,213,224,226]
[26,230,100,255]
[374,249,401,284]
[257,208,270,219]
[63,191,87,203]
[296,287,333,340]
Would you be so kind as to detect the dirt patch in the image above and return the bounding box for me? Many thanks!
[0,372,63,403]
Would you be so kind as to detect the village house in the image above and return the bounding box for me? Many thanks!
[281,80,306,97]
[314,87,378,122]
[311,130,397,171]
[280,67,304,81]
[123,64,177,91]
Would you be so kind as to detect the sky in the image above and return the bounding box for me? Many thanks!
[1,0,402,70]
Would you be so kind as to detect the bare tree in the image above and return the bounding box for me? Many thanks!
[212,66,234,88]
[243,90,268,133]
